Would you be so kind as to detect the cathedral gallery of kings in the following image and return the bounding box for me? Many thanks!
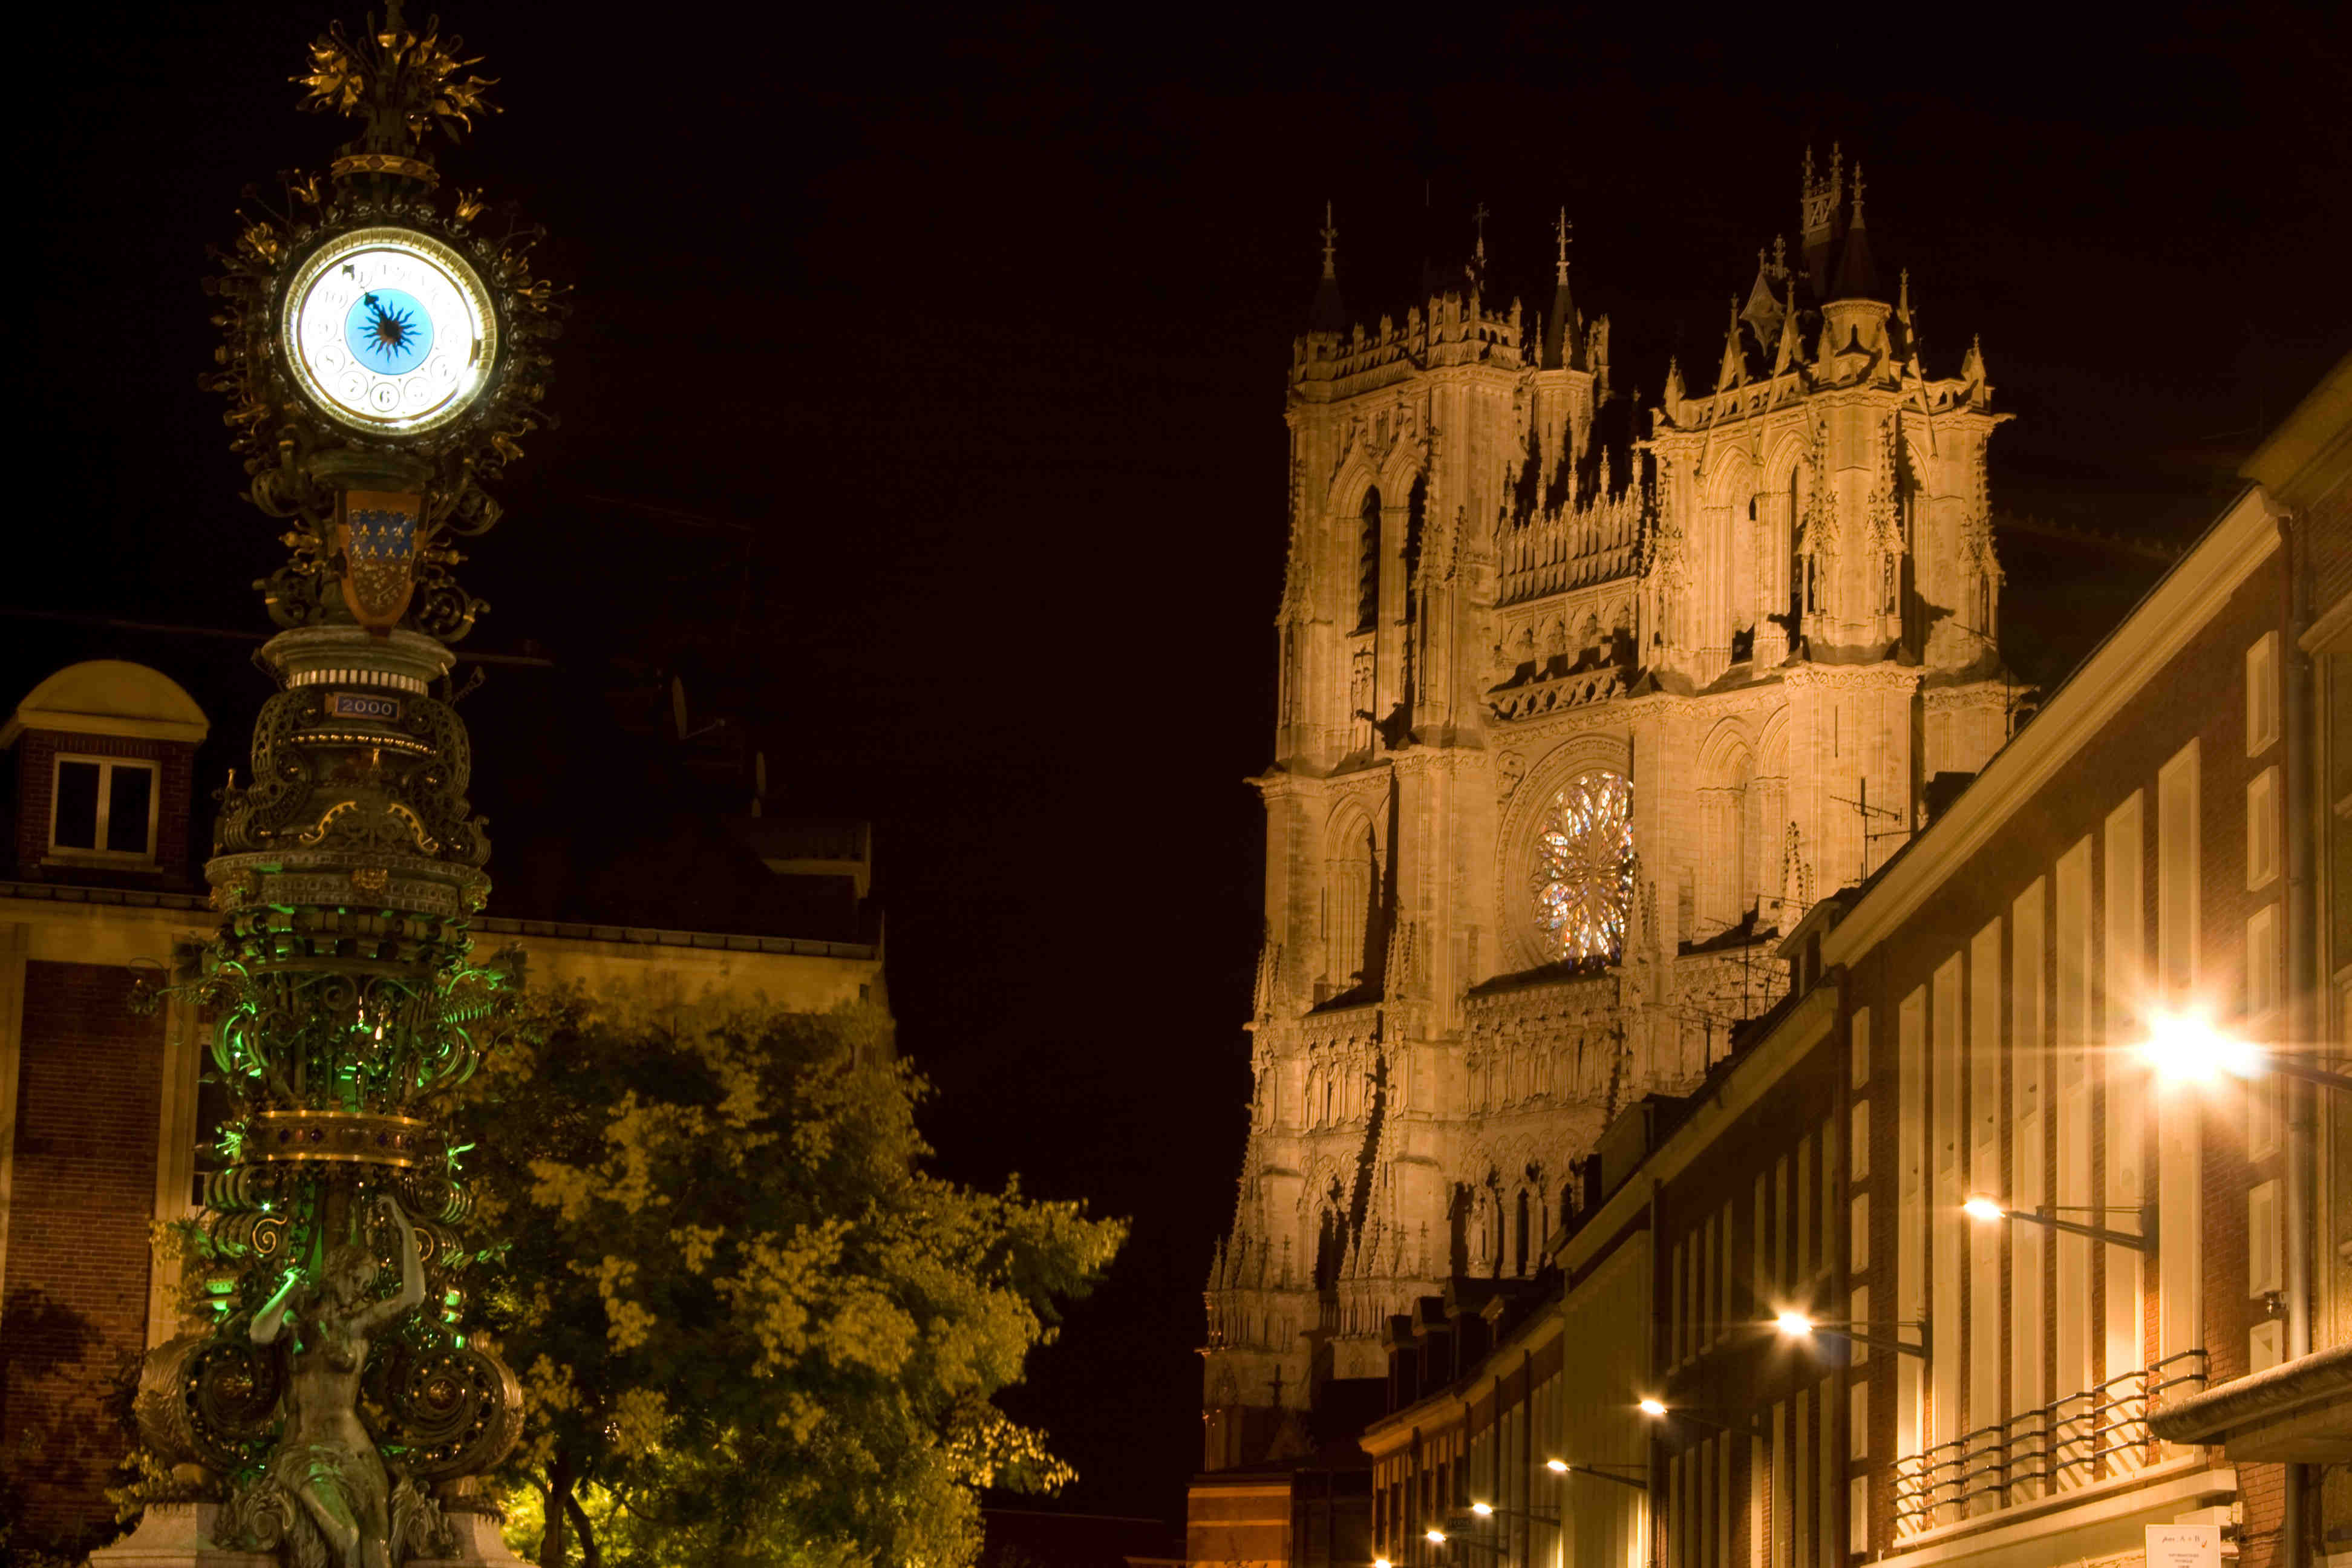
[1202,152,2014,1467]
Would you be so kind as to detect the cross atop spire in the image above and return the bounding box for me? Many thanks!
[1319,200,1338,281]
[1555,207,1573,284]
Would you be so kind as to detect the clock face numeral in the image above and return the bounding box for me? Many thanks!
[284,227,497,434]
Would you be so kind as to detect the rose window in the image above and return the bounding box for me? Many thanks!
[1531,771,1633,962]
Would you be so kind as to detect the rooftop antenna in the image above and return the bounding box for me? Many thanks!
[1829,774,1907,880]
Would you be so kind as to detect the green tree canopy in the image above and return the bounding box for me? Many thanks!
[454,996,1124,1567]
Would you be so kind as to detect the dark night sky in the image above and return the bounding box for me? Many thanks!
[19,1,2350,1531]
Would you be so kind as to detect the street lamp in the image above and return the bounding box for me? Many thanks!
[1636,1398,1766,1440]
[2138,1011,2352,1094]
[1465,1501,1563,1522]
[1537,1460,1648,1490]
[1774,1310,1929,1359]
[1963,1194,2152,1250]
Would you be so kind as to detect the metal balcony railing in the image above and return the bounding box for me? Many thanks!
[1890,1350,2207,1538]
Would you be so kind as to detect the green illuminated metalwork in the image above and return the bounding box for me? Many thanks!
[126,8,558,1563]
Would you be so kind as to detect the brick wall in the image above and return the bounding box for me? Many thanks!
[1840,547,2292,1561]
[9,730,198,886]
[1652,1022,1848,1563]
[0,961,164,1549]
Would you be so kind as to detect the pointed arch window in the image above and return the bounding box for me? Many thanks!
[1402,476,1426,625]
[1356,487,1382,632]
[1531,771,1635,962]
[1325,811,1379,991]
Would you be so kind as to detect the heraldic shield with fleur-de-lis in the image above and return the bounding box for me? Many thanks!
[337,489,423,633]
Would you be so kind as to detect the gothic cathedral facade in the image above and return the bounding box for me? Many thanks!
[1202,153,2014,1468]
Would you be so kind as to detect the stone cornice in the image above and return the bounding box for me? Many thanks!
[1918,682,2008,712]
[1781,662,1922,693]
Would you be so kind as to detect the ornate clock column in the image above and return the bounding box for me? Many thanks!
[102,10,560,1566]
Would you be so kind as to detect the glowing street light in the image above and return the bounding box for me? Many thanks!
[1469,1502,1493,1517]
[2140,1012,2265,1084]
[1636,1397,1765,1439]
[1426,1527,1448,1544]
[1962,1194,2151,1250]
[1374,1559,1391,1568]
[2138,1010,2352,1094]
[1538,1461,1647,1491]
[1772,1311,1929,1359]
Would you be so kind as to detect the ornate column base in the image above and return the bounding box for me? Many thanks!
[83,1502,273,1567]
[411,1509,531,1567]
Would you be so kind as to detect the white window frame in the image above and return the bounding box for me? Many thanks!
[2245,631,2279,756]
[47,753,160,864]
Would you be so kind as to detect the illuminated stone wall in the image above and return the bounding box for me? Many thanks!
[1203,158,2017,1466]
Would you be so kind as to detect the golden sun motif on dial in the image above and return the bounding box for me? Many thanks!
[283,226,498,435]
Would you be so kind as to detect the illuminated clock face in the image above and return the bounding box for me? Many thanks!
[283,227,497,434]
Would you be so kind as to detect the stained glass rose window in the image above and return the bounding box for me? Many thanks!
[1532,771,1633,962]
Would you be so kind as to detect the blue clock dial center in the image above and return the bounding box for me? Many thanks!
[344,287,433,374]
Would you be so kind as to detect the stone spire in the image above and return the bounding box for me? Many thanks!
[1308,200,1347,334]
[1542,207,1578,369]
[1773,272,1803,376]
[1714,296,1747,391]
[1800,142,1844,295]
[1832,165,1880,300]
[1962,332,1988,391]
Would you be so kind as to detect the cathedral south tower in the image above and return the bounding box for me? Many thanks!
[1201,154,2013,1469]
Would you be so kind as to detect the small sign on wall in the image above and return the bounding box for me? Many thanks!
[2145,1524,2220,1568]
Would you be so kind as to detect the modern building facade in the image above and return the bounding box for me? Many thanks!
[1205,151,2019,1483]
[0,659,886,1549]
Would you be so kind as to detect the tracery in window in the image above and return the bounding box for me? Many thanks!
[1530,770,1634,962]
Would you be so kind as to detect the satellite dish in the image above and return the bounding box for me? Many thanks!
[670,676,688,742]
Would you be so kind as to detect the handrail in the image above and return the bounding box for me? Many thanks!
[1890,1351,2206,1538]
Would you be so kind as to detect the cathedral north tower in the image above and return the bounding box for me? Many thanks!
[1202,154,2013,1472]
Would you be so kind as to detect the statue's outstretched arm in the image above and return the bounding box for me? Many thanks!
[356,1194,428,1334]
[251,1269,304,1345]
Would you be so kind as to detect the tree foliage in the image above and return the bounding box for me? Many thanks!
[453,996,1124,1567]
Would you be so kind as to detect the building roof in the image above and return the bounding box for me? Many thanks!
[1,659,209,746]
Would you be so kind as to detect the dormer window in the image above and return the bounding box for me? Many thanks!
[50,755,158,862]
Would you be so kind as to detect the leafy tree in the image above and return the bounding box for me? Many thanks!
[454,995,1124,1567]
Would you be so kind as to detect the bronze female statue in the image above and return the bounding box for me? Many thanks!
[246,1194,427,1568]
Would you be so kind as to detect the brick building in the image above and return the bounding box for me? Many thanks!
[1275,355,2350,1568]
[0,659,887,1551]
